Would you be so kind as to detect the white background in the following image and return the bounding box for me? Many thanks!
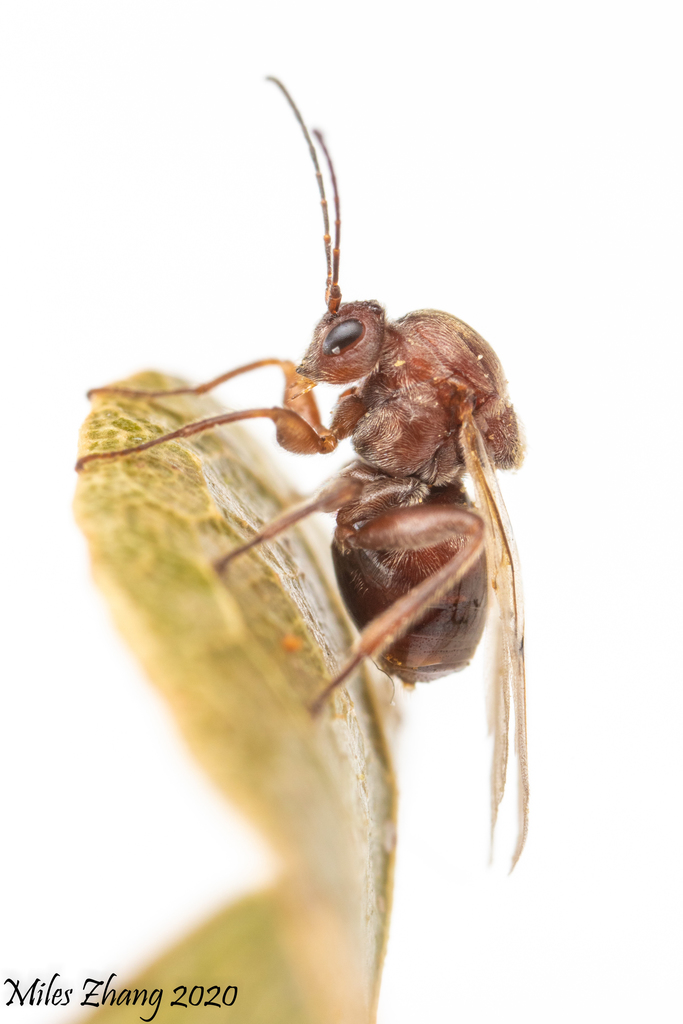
[1,2,682,1022]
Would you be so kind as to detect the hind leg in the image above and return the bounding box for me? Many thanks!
[310,503,485,714]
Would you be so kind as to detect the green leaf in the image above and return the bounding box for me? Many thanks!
[74,373,398,1024]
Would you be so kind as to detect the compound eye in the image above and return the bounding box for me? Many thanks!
[322,318,365,356]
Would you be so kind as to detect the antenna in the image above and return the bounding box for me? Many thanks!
[266,77,341,314]
[313,129,342,315]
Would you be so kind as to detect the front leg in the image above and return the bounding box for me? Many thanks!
[75,405,338,471]
[87,358,325,432]
[76,356,339,470]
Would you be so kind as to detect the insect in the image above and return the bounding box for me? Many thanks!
[76,79,529,867]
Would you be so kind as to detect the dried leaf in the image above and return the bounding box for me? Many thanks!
[74,373,398,1024]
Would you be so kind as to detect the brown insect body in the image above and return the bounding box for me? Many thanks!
[298,302,523,684]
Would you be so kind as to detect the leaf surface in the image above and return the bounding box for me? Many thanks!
[74,373,398,1024]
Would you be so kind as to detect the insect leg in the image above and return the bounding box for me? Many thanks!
[87,359,324,429]
[310,504,485,714]
[214,475,366,573]
[75,405,337,471]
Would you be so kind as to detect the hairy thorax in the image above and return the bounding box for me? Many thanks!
[351,377,464,485]
[346,311,523,484]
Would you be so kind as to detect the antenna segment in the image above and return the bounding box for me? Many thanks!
[266,77,342,314]
[313,129,342,314]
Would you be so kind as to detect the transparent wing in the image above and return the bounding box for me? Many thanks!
[461,413,528,870]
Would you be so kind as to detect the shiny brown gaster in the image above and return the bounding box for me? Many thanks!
[76,83,528,869]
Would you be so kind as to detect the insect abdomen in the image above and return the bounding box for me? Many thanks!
[331,538,488,684]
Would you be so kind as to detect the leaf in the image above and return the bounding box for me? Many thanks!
[73,373,398,1024]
